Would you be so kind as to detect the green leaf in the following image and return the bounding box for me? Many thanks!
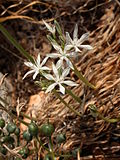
[53,89,81,117]
[73,63,96,89]
[89,104,98,118]
[0,24,34,63]
[65,86,82,104]
[47,34,56,44]
[54,20,62,35]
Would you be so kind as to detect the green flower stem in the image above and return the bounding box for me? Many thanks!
[72,62,96,89]
[20,112,37,122]
[53,90,81,117]
[98,112,120,123]
[0,24,34,63]
[12,113,29,126]
[36,136,49,152]
[33,139,39,157]
[89,105,120,123]
[64,86,82,104]
[49,136,55,160]
[16,135,20,147]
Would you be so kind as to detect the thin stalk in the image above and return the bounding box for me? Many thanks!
[16,135,20,147]
[15,109,37,122]
[49,136,55,160]
[53,90,81,117]
[89,105,120,123]
[72,63,96,89]
[98,112,120,123]
[36,136,49,152]
[12,113,29,126]
[65,86,82,104]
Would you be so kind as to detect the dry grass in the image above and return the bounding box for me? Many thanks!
[0,0,120,159]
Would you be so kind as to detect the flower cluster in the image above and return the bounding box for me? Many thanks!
[23,20,93,94]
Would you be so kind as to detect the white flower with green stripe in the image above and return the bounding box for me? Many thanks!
[66,24,93,52]
[47,43,75,69]
[23,53,50,80]
[43,20,55,34]
[44,63,78,94]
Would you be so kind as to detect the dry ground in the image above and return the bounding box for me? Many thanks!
[0,0,120,159]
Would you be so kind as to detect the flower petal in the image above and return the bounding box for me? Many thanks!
[33,71,39,80]
[43,73,54,80]
[64,44,73,51]
[45,83,57,93]
[24,62,34,68]
[56,58,63,69]
[43,20,55,34]
[79,45,93,50]
[59,84,65,94]
[23,70,35,79]
[41,66,51,70]
[73,24,78,41]
[61,67,70,79]
[47,53,61,58]
[67,60,74,70]
[78,33,89,44]
[75,46,81,52]
[52,43,62,53]
[41,56,48,66]
[64,57,74,70]
[63,80,78,86]
[66,32,73,44]
[37,53,40,65]
[52,63,59,80]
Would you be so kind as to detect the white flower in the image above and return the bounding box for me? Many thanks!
[43,20,55,34]
[44,63,78,94]
[23,53,50,80]
[47,43,75,69]
[66,24,93,52]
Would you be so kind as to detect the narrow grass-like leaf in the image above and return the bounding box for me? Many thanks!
[0,24,34,63]
[73,63,96,89]
[47,34,57,44]
[54,20,62,35]
[53,89,81,117]
[65,86,82,104]
[89,104,120,123]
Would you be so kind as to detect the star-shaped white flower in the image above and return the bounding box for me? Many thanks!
[66,24,93,52]
[43,20,55,34]
[44,63,78,94]
[47,43,75,69]
[23,53,50,80]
